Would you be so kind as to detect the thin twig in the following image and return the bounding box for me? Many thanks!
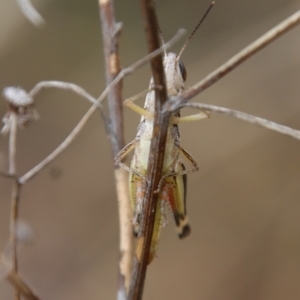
[9,180,22,300]
[18,31,184,185]
[28,81,102,108]
[6,270,41,300]
[8,113,17,175]
[179,103,300,140]
[128,0,169,299]
[7,112,20,300]
[166,10,300,112]
[98,0,132,297]
[99,0,123,157]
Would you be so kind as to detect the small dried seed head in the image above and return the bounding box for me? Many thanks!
[1,86,39,135]
[3,87,33,107]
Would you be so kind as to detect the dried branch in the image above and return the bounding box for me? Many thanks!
[99,0,123,157]
[8,111,20,300]
[7,128,20,300]
[8,113,17,175]
[166,10,300,112]
[179,103,300,140]
[9,180,22,300]
[98,0,132,297]
[1,88,40,300]
[28,81,102,108]
[128,0,169,299]
[6,270,41,300]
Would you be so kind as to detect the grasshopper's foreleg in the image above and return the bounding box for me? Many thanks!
[123,89,155,118]
[115,140,146,179]
[155,147,199,193]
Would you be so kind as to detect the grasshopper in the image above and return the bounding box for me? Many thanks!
[115,5,213,264]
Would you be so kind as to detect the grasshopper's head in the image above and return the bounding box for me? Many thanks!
[163,52,187,97]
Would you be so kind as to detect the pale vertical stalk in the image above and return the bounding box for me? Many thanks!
[8,113,17,175]
[115,168,133,295]
[98,0,132,298]
[8,112,21,300]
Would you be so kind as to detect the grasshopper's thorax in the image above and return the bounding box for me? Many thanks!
[164,52,186,97]
[143,52,186,114]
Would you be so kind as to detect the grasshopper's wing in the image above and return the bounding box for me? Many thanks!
[148,200,163,264]
[129,171,163,264]
[166,160,191,239]
[128,172,142,237]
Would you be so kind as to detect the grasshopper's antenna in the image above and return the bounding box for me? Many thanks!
[156,20,167,56]
[177,1,215,60]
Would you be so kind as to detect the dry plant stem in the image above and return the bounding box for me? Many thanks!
[8,113,17,175]
[10,180,21,300]
[166,10,300,111]
[18,31,184,185]
[8,113,20,300]
[28,81,102,108]
[181,103,300,140]
[128,0,169,299]
[115,167,132,300]
[99,0,123,156]
[6,270,41,300]
[98,0,131,297]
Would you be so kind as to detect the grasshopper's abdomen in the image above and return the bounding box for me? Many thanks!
[129,123,190,264]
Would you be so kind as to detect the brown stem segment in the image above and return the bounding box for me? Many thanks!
[128,0,169,299]
[99,0,124,156]
[10,179,21,300]
[6,270,41,300]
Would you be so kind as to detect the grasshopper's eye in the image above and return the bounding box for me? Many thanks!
[178,59,187,82]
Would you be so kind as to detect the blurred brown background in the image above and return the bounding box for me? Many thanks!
[1,0,300,299]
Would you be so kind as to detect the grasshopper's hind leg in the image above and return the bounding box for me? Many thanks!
[115,140,145,179]
[164,161,191,239]
[155,147,199,194]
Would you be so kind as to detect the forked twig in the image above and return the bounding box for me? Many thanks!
[6,270,41,300]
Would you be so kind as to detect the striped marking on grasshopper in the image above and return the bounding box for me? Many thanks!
[115,3,214,264]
